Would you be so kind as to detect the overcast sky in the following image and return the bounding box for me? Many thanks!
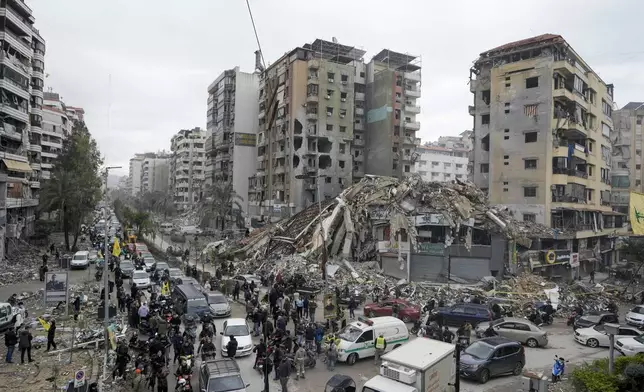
[31,0,644,176]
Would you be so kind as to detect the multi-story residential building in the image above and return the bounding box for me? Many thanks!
[611,102,644,216]
[415,144,469,182]
[437,130,473,151]
[141,153,170,194]
[128,154,144,196]
[41,92,71,180]
[363,50,422,179]
[170,128,206,210]
[0,1,47,258]
[204,67,259,220]
[470,34,624,272]
[65,106,85,123]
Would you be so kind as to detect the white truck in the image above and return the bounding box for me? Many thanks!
[362,338,456,392]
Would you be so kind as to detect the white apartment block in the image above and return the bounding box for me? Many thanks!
[205,67,259,219]
[128,154,144,196]
[141,155,170,194]
[415,145,469,182]
[170,128,206,210]
[41,92,74,180]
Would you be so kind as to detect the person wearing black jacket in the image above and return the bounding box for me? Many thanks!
[252,338,266,369]
[46,320,57,351]
[5,329,17,363]
[278,357,291,392]
[18,328,33,364]
[272,345,284,380]
[226,336,238,358]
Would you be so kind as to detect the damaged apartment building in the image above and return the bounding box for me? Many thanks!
[248,38,422,224]
[469,34,627,279]
[610,102,644,216]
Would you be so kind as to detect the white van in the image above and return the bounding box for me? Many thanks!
[337,316,409,365]
[71,251,90,269]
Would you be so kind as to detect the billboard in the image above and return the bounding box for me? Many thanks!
[234,133,257,147]
[323,293,337,319]
[44,271,69,305]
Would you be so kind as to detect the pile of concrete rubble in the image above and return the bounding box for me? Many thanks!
[238,175,557,262]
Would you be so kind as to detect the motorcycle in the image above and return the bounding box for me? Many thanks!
[410,319,422,335]
[175,376,192,392]
[287,349,317,370]
[201,349,216,362]
[255,354,273,374]
[180,355,193,369]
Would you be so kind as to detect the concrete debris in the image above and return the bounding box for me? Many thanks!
[237,176,558,263]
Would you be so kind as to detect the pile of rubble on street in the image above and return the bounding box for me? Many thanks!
[0,239,44,285]
[203,175,632,317]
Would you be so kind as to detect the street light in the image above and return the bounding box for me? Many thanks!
[102,166,121,381]
[604,322,619,374]
[295,172,328,281]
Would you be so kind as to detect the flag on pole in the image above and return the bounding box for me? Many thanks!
[161,281,170,296]
[38,317,50,331]
[112,238,121,257]
[630,191,644,234]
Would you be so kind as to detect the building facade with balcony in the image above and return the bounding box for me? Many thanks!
[415,144,469,182]
[141,154,170,194]
[610,102,644,217]
[205,67,259,222]
[170,128,206,210]
[128,154,144,196]
[363,49,422,179]
[0,0,49,259]
[469,34,624,273]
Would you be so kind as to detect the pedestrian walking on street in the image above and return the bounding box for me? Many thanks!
[308,296,317,323]
[73,296,81,321]
[278,357,291,392]
[19,327,33,364]
[46,320,57,351]
[348,297,356,319]
[294,345,307,380]
[295,296,304,319]
[326,342,337,371]
[4,328,17,363]
[374,333,387,365]
[303,296,309,318]
[233,281,240,301]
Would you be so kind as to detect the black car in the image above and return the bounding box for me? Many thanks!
[459,337,525,384]
[573,312,619,330]
[437,303,492,327]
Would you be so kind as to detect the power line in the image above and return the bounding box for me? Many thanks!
[245,0,265,69]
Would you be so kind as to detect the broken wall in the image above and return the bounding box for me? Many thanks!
[364,68,395,177]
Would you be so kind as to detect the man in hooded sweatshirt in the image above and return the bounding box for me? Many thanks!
[19,327,33,364]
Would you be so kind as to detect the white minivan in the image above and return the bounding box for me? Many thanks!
[337,316,410,365]
[71,251,90,269]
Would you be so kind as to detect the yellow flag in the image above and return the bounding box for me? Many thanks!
[112,238,121,257]
[38,317,50,331]
[630,191,644,235]
[161,281,170,296]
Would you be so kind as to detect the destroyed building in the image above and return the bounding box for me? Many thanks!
[469,34,628,280]
[239,175,557,283]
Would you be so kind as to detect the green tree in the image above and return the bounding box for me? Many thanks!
[39,121,103,250]
[139,190,175,218]
[198,178,244,231]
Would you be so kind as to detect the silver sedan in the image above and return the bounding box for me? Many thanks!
[476,317,548,348]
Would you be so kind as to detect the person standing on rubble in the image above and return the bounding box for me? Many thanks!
[4,328,17,363]
[589,270,595,284]
[46,319,57,351]
[39,262,47,282]
[348,297,357,319]
[73,296,81,321]
[42,252,48,265]
[18,327,33,364]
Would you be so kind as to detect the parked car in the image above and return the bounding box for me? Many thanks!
[459,337,525,384]
[220,318,253,357]
[70,251,90,270]
[616,335,644,357]
[626,306,644,328]
[475,317,548,348]
[363,298,421,322]
[233,274,262,287]
[574,324,643,348]
[437,303,492,327]
[131,270,151,289]
[573,312,619,330]
[168,268,183,281]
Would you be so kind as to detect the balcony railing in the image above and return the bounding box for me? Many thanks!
[552,195,582,203]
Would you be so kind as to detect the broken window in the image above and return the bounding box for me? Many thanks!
[326,124,333,131]
[393,162,398,170]
[326,107,333,116]
[524,187,537,197]
[359,72,365,78]
[395,109,401,120]
[340,126,346,133]
[523,213,536,222]
[480,163,489,173]
[341,74,348,83]
[404,165,410,173]
[505,103,510,114]
[586,189,593,201]
[338,177,344,185]
[340,92,347,102]
[525,77,539,89]
[481,90,490,105]
[327,72,335,82]
[525,132,537,143]
[339,109,347,118]
[307,84,319,96]
[481,134,490,151]
[325,177,331,183]
[319,155,331,168]
[326,89,333,99]
[481,114,490,125]
[339,143,346,154]
[354,150,359,158]
[524,159,537,169]
[339,160,345,168]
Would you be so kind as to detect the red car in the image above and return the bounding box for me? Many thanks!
[363,298,421,322]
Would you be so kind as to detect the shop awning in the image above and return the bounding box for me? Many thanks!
[2,159,32,173]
